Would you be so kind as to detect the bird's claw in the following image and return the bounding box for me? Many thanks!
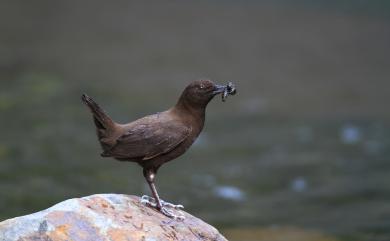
[161,200,184,209]
[160,207,185,221]
[140,195,185,220]
[140,195,184,209]
[140,195,157,207]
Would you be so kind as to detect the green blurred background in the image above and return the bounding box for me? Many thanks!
[1,1,390,240]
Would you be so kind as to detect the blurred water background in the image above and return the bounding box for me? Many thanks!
[1,1,390,240]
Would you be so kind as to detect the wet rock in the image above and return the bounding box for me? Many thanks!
[0,194,227,241]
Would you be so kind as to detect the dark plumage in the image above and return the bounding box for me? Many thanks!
[82,79,236,219]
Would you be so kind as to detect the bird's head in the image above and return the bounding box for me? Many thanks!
[176,79,236,110]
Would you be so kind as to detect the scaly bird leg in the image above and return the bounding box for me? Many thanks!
[141,169,184,220]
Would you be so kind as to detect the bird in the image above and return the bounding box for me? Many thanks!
[81,79,236,219]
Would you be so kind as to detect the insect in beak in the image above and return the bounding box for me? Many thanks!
[224,82,236,101]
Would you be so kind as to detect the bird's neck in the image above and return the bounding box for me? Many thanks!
[173,99,206,128]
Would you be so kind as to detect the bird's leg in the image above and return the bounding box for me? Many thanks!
[141,169,184,220]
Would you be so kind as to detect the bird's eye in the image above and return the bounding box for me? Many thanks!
[199,84,205,89]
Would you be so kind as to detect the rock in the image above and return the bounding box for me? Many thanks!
[0,194,227,241]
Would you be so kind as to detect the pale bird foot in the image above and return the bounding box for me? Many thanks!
[160,200,184,209]
[140,195,157,207]
[140,195,184,209]
[159,207,185,221]
[140,195,185,220]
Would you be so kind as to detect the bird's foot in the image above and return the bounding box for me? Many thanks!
[159,207,185,221]
[140,195,157,207]
[140,195,184,209]
[161,200,184,209]
[140,195,185,220]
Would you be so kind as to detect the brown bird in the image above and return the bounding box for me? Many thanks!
[81,79,236,219]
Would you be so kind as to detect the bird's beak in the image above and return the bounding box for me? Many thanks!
[212,84,226,95]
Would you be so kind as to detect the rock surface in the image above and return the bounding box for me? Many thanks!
[0,194,227,241]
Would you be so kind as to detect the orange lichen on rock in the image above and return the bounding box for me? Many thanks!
[107,228,146,241]
[47,224,70,241]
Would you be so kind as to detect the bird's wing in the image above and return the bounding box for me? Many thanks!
[105,117,191,160]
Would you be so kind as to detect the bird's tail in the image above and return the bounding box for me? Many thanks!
[81,94,115,130]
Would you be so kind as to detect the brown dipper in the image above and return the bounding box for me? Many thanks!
[81,79,236,219]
